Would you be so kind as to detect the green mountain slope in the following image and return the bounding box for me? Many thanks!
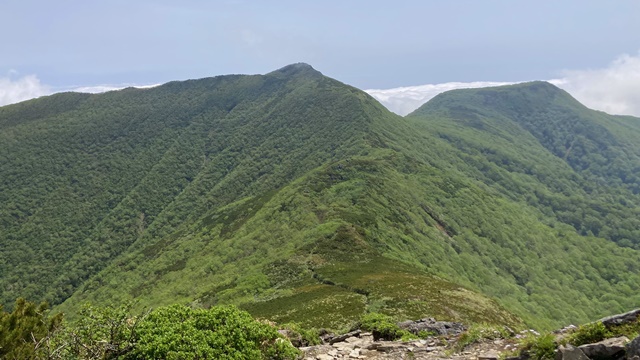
[1,63,369,305]
[2,68,640,330]
[410,82,640,245]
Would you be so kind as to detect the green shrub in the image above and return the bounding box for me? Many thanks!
[359,312,415,341]
[568,322,610,346]
[519,332,557,360]
[58,302,145,360]
[0,298,63,360]
[281,323,322,346]
[128,304,299,360]
[608,319,640,340]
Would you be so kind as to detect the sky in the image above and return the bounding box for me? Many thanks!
[2,0,640,116]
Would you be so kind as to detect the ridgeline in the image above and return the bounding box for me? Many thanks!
[1,64,640,331]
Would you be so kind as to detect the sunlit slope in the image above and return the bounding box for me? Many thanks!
[4,69,640,330]
[0,63,374,306]
[410,81,640,246]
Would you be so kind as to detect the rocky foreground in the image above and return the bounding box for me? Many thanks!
[295,310,640,360]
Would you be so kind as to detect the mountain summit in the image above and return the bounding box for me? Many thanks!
[1,66,640,329]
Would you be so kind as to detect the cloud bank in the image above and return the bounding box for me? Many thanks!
[67,83,161,94]
[0,73,51,106]
[0,75,162,107]
[366,81,517,116]
[552,52,640,116]
[367,52,640,117]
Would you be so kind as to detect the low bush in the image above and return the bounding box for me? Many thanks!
[280,322,322,346]
[129,304,299,360]
[519,332,557,360]
[567,322,610,346]
[359,312,416,341]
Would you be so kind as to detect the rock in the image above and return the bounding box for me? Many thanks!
[316,354,334,360]
[478,351,500,360]
[376,343,404,353]
[345,336,360,343]
[505,354,530,360]
[397,317,466,336]
[349,349,360,358]
[599,309,640,328]
[318,329,334,344]
[627,336,640,360]
[365,342,381,350]
[328,330,361,344]
[555,325,578,334]
[556,345,590,360]
[578,336,628,360]
[300,345,335,358]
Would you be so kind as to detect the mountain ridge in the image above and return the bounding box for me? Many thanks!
[2,65,640,330]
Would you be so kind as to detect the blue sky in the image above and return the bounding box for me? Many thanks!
[2,0,640,115]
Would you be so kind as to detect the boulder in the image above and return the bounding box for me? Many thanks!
[299,344,335,358]
[555,344,590,360]
[478,351,500,360]
[578,336,628,360]
[599,309,640,328]
[627,335,640,360]
[327,330,361,344]
[397,317,466,336]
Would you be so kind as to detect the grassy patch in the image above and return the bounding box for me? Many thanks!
[359,312,416,341]
[451,323,513,352]
[567,322,609,346]
[241,284,366,329]
[518,332,557,360]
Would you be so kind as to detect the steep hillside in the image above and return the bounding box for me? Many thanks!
[0,64,518,329]
[410,82,640,246]
[3,69,640,330]
[0,63,371,306]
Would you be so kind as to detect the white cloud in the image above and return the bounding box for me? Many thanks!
[66,83,161,94]
[367,52,640,118]
[0,73,51,106]
[552,52,640,116]
[0,74,162,107]
[366,81,517,116]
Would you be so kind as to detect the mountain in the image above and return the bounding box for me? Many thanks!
[1,66,640,330]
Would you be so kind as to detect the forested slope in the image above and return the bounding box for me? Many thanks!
[3,67,640,330]
[0,63,372,306]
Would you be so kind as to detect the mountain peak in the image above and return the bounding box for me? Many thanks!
[268,62,322,78]
[409,80,578,118]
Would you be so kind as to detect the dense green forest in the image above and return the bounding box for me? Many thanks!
[2,64,640,331]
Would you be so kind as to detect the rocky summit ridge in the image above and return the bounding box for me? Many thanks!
[296,309,640,360]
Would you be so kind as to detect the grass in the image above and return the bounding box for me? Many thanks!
[450,323,514,353]
[517,332,557,360]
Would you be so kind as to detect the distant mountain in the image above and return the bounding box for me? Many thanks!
[2,66,640,330]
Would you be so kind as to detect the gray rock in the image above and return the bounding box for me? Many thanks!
[627,336,640,360]
[578,336,628,360]
[599,309,640,328]
[316,354,334,360]
[365,342,381,350]
[376,343,404,353]
[300,345,335,358]
[328,330,361,344]
[555,344,590,360]
[397,317,466,336]
[478,351,500,360]
[505,355,530,360]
